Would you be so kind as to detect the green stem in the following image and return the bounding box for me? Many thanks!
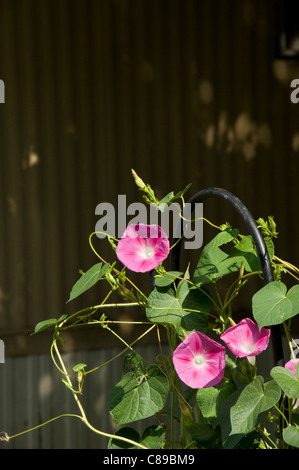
[258,426,278,449]
[60,302,142,328]
[170,367,176,449]
[163,272,221,314]
[274,398,289,427]
[52,339,148,449]
[87,324,157,372]
[4,414,85,442]
[213,281,224,310]
[283,322,298,364]
[222,271,259,314]
[151,305,219,322]
[88,232,146,300]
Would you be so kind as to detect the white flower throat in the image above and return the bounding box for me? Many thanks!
[194,355,206,366]
[143,245,155,259]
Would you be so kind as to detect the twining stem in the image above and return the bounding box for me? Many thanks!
[2,414,85,442]
[4,351,148,448]
[170,366,176,448]
[274,398,289,428]
[273,256,299,281]
[85,324,157,375]
[92,322,157,366]
[220,271,261,328]
[59,302,142,329]
[273,256,299,273]
[149,305,219,322]
[53,341,88,421]
[52,339,148,449]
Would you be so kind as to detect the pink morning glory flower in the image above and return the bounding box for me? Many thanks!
[172,331,226,389]
[116,223,170,273]
[284,358,299,378]
[220,318,270,358]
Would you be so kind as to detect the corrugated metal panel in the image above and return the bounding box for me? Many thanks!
[0,0,298,353]
[0,344,165,449]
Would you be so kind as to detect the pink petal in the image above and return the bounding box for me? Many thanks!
[172,331,226,389]
[220,318,270,358]
[285,358,299,378]
[116,223,170,273]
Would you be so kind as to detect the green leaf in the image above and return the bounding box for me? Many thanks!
[72,363,87,372]
[154,271,183,287]
[123,351,144,374]
[219,388,244,449]
[185,422,219,445]
[155,183,192,210]
[196,387,219,420]
[34,318,58,334]
[193,228,239,286]
[270,366,299,399]
[108,425,165,450]
[146,287,185,329]
[33,314,67,334]
[229,376,281,438]
[140,425,165,449]
[109,364,169,425]
[108,427,141,449]
[146,281,211,336]
[252,281,298,328]
[226,236,274,273]
[193,230,274,288]
[67,262,110,302]
[283,426,299,448]
[286,284,299,317]
[158,191,175,204]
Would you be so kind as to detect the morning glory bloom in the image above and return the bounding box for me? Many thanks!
[220,318,270,358]
[284,358,299,378]
[172,331,226,389]
[116,223,170,273]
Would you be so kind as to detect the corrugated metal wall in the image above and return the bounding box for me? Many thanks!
[0,0,299,448]
[0,344,165,449]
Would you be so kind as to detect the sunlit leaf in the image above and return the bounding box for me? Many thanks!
[67,262,110,302]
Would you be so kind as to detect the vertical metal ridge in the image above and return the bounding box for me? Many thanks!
[0,344,163,448]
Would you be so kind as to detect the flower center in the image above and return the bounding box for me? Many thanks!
[193,354,206,367]
[143,245,155,259]
[243,342,255,354]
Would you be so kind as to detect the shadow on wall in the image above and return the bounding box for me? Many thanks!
[196,56,299,161]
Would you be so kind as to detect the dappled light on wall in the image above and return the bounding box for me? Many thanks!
[202,111,272,161]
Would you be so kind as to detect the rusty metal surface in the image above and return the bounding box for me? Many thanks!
[0,0,298,352]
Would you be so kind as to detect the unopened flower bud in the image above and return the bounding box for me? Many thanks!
[131,169,146,190]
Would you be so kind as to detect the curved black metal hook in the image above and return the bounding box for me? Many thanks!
[170,187,284,367]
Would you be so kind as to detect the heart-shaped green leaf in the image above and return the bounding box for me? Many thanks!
[109,364,169,425]
[146,280,211,336]
[283,426,299,448]
[252,281,299,328]
[193,228,239,286]
[229,376,281,437]
[271,366,299,399]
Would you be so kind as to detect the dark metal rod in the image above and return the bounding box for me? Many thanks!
[170,187,284,367]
